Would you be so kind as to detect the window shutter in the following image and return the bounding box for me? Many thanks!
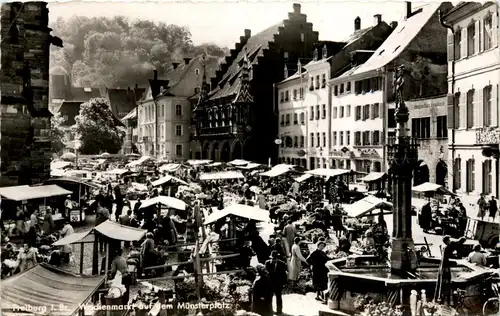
[447,32,454,61]
[475,20,481,53]
[479,20,485,52]
[379,103,384,119]
[459,91,467,129]
[447,94,455,128]
[461,28,467,58]
[492,84,499,126]
[493,10,499,48]
[475,88,482,127]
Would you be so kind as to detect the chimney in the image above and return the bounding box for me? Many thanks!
[284,64,288,79]
[297,59,302,75]
[172,62,180,69]
[153,70,158,80]
[354,17,361,31]
[390,21,398,29]
[184,58,191,65]
[405,1,412,19]
[322,45,328,60]
[293,3,301,15]
[244,29,251,38]
[373,14,382,25]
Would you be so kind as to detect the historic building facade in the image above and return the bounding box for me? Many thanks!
[1,2,62,186]
[137,56,219,160]
[192,4,319,164]
[444,2,499,198]
[328,2,452,175]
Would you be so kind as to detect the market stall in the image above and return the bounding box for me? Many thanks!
[199,171,245,181]
[1,264,106,316]
[344,196,393,219]
[139,196,187,212]
[259,165,293,177]
[228,159,250,166]
[159,163,182,173]
[186,159,212,166]
[359,172,387,192]
[204,204,270,225]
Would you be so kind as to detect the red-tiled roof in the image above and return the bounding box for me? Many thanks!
[208,22,284,100]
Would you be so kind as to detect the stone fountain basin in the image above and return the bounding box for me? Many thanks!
[327,255,492,314]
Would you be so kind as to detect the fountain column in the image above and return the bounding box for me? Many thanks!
[387,65,419,274]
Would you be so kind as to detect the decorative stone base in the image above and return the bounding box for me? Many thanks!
[390,238,418,273]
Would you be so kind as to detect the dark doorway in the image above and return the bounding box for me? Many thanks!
[220,141,230,162]
[202,143,210,159]
[414,160,430,186]
[436,160,447,186]
[211,142,219,162]
[232,141,243,160]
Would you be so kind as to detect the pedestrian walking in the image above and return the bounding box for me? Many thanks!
[251,264,273,316]
[488,196,497,221]
[477,193,487,220]
[265,251,287,315]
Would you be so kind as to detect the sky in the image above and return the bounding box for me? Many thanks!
[46,0,423,48]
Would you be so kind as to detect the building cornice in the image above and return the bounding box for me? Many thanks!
[444,2,495,25]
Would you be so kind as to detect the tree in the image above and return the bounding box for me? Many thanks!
[74,98,125,154]
[49,16,228,88]
[51,112,67,154]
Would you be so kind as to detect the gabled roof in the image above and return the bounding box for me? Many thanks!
[122,108,137,121]
[349,3,442,76]
[208,22,284,101]
[343,26,374,48]
[69,87,102,102]
[278,70,308,85]
[106,88,137,119]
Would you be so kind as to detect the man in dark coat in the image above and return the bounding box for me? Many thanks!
[265,251,287,315]
[251,264,273,316]
[270,237,287,260]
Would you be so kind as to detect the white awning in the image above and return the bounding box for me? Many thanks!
[126,156,152,167]
[359,172,386,182]
[412,182,455,196]
[229,159,249,166]
[159,163,181,172]
[50,161,72,170]
[139,196,187,211]
[305,168,352,178]
[206,162,223,167]
[152,175,188,186]
[52,231,92,246]
[0,185,72,201]
[260,165,293,177]
[238,163,262,170]
[204,204,270,225]
[295,174,313,182]
[186,159,212,166]
[345,196,393,218]
[94,220,147,241]
[199,171,245,181]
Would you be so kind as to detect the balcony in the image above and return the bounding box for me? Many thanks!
[476,127,500,145]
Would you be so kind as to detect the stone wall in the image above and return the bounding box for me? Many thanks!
[1,2,60,186]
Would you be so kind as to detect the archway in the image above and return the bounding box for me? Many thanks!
[202,142,210,159]
[244,138,256,162]
[435,160,447,186]
[211,142,219,162]
[232,140,243,160]
[220,141,230,162]
[414,160,430,186]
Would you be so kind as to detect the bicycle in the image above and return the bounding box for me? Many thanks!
[482,281,499,316]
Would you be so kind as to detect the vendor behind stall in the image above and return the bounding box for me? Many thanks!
[110,248,131,303]
[60,219,74,263]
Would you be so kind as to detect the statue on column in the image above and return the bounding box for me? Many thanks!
[393,65,406,110]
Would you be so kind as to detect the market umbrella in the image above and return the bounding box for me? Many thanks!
[60,152,77,161]
[139,196,186,211]
[100,152,111,158]
[152,175,188,186]
[203,204,270,225]
[126,153,141,158]
[229,159,249,166]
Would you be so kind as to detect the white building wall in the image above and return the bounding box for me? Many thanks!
[447,3,500,200]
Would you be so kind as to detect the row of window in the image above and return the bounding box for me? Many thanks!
[309,73,327,91]
[140,103,183,123]
[453,158,494,195]
[333,77,382,97]
[411,116,448,139]
[453,13,496,60]
[142,144,184,157]
[280,112,306,126]
[353,103,380,121]
[139,124,185,138]
[280,88,305,103]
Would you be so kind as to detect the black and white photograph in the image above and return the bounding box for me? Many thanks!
[0,1,499,316]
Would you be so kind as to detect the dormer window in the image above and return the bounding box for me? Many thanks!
[195,69,200,75]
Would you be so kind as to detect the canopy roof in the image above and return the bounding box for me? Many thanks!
[1,264,105,316]
[126,156,153,167]
[186,159,212,166]
[159,163,181,172]
[94,220,147,241]
[152,175,188,186]
[52,231,93,246]
[260,164,294,177]
[345,196,393,218]
[238,163,262,170]
[50,160,72,170]
[199,171,245,181]
[359,172,387,182]
[295,174,313,183]
[45,177,100,189]
[306,168,352,178]
[139,196,186,211]
[204,204,270,225]
[412,182,455,196]
[0,185,72,201]
[229,159,250,166]
[206,162,223,167]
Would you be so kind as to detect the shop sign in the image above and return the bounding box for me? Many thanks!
[70,210,80,222]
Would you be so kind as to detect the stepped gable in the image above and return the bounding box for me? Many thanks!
[349,2,442,76]
[208,22,283,101]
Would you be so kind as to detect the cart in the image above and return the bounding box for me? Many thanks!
[464,217,499,248]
